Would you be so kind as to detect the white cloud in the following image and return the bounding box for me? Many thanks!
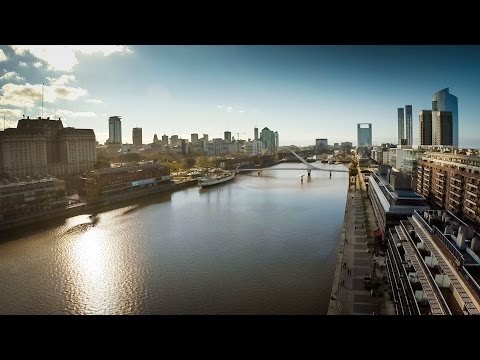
[33,61,43,68]
[47,74,75,86]
[0,108,22,117]
[0,108,23,128]
[55,109,97,118]
[0,49,7,62]
[10,45,132,72]
[85,98,103,104]
[0,71,25,82]
[0,82,88,108]
[18,61,28,67]
[217,105,230,112]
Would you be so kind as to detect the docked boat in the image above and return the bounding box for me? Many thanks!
[198,171,236,188]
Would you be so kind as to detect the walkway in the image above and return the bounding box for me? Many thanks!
[328,169,395,315]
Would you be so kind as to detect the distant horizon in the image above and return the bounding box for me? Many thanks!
[1,45,479,147]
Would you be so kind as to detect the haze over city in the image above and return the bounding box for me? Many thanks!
[1,45,479,147]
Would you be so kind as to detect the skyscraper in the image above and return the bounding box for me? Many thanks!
[132,127,142,146]
[405,105,413,145]
[432,88,458,147]
[162,134,168,145]
[433,111,453,146]
[397,108,405,145]
[357,123,372,148]
[254,127,258,141]
[108,116,122,144]
[419,110,433,145]
[224,131,231,142]
[191,133,199,143]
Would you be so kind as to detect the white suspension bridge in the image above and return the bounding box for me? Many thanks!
[237,149,349,179]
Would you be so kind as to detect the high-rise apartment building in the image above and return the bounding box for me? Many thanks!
[162,134,168,145]
[432,88,458,147]
[132,127,142,146]
[397,108,405,145]
[191,133,199,143]
[108,116,122,144]
[357,123,372,148]
[405,105,413,145]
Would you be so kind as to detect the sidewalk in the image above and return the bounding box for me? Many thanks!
[328,169,391,315]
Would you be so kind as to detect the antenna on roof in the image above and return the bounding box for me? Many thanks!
[42,83,44,118]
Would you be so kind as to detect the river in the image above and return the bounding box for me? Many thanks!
[0,163,348,314]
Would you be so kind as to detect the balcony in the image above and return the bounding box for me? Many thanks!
[450,196,461,205]
[449,188,462,197]
[464,206,476,217]
[467,182,478,190]
[437,178,444,183]
[451,177,463,184]
[449,183,462,191]
[467,190,478,198]
[466,198,477,207]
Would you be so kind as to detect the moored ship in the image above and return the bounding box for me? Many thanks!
[198,171,236,187]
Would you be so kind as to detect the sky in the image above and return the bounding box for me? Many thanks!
[0,45,479,147]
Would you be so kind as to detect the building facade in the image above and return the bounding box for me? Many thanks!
[432,88,458,147]
[357,123,372,148]
[416,152,480,224]
[0,117,96,178]
[108,116,122,144]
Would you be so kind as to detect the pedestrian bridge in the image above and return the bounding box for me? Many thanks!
[237,149,349,174]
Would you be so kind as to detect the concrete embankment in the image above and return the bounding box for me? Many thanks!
[0,180,197,233]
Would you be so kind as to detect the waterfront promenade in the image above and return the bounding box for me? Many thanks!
[327,170,395,315]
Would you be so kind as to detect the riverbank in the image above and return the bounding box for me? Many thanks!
[327,170,394,315]
[0,180,197,233]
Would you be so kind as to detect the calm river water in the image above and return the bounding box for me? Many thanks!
[0,163,348,314]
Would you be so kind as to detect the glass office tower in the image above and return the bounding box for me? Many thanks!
[405,105,413,145]
[357,123,372,147]
[397,108,405,145]
[432,88,458,147]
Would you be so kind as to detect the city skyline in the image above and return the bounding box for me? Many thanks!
[1,45,480,147]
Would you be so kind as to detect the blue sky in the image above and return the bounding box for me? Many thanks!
[0,45,479,147]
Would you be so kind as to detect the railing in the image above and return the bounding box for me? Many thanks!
[460,266,480,300]
[432,226,464,266]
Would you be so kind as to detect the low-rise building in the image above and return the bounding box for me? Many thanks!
[368,169,429,232]
[80,163,171,201]
[385,210,480,315]
[0,178,66,222]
